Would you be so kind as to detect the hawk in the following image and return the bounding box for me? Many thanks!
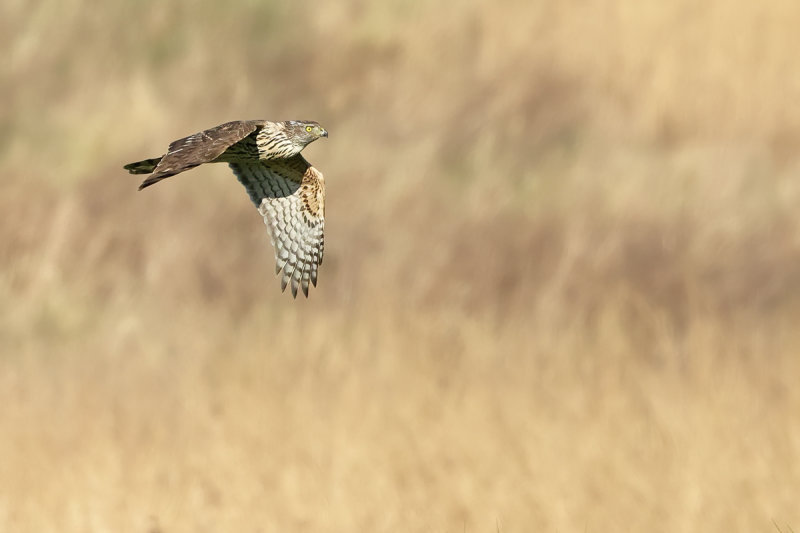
[124,119,328,298]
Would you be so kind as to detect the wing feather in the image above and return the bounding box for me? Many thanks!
[138,120,265,189]
[228,155,325,298]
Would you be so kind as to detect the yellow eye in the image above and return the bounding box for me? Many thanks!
[305,126,313,132]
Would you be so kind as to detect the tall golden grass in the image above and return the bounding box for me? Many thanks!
[2,0,800,531]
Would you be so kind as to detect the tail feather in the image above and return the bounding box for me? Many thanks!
[123,157,163,175]
[125,155,202,190]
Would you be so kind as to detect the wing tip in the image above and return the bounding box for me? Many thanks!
[276,262,312,299]
[137,180,157,191]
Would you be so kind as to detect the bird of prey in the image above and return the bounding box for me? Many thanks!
[124,119,328,298]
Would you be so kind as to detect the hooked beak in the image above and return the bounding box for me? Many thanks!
[321,128,328,138]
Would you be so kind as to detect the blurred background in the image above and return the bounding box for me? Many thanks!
[2,0,800,531]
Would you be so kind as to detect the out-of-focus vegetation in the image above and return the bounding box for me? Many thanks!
[2,1,799,531]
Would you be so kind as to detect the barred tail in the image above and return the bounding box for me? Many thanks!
[123,157,163,175]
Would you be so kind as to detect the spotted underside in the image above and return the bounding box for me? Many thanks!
[229,155,325,298]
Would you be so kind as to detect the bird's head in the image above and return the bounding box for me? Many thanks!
[284,120,328,149]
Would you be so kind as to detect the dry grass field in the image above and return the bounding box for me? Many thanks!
[2,0,800,531]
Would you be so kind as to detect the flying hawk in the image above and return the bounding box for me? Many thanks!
[124,119,328,298]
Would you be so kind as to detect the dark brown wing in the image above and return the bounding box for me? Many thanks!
[137,120,266,190]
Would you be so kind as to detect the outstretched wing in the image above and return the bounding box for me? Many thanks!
[229,154,325,298]
[138,120,265,190]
